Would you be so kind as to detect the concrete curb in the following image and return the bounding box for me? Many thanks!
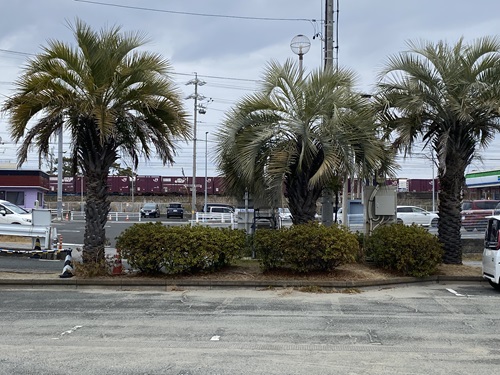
[0,275,485,290]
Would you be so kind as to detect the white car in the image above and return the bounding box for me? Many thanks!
[278,208,292,221]
[396,206,438,227]
[0,200,32,225]
[483,215,500,290]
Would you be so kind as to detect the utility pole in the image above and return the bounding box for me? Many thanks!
[186,73,206,217]
[324,0,334,70]
[321,0,336,227]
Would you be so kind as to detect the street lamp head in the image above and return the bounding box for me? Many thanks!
[290,34,311,56]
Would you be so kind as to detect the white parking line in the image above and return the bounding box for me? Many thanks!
[446,288,465,296]
[53,325,83,339]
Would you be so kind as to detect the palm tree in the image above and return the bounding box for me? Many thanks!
[376,37,500,264]
[216,59,390,224]
[2,19,190,265]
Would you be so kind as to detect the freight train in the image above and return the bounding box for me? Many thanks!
[46,175,439,196]
[47,175,226,196]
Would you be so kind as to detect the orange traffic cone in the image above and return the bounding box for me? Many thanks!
[126,214,129,221]
[112,248,123,275]
[65,212,69,221]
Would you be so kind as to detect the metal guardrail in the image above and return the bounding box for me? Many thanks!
[191,212,237,229]
[67,212,142,222]
[0,224,57,250]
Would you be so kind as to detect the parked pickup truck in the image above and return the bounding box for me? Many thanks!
[166,202,184,219]
[461,199,500,232]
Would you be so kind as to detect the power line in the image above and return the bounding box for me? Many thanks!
[74,0,317,22]
[0,49,262,85]
[0,48,34,57]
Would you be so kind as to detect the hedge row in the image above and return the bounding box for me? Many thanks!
[254,222,359,273]
[115,222,245,274]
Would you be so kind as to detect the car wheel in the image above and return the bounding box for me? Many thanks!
[396,218,404,224]
[489,280,500,290]
[180,215,183,219]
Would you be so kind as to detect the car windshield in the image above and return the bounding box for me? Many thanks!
[2,202,29,214]
[477,201,499,209]
[143,203,157,210]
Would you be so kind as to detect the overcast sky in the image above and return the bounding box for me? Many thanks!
[1,0,500,179]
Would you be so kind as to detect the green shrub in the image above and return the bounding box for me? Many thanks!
[254,229,285,270]
[116,223,245,275]
[365,224,443,277]
[116,222,168,274]
[160,225,245,274]
[254,222,359,273]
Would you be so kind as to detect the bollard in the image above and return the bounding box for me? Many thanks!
[59,249,74,278]
[30,237,42,259]
[33,237,41,251]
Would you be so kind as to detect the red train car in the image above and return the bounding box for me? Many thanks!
[407,178,439,192]
[161,176,189,194]
[49,176,75,194]
[107,176,130,195]
[75,176,86,194]
[212,176,225,195]
[135,175,161,195]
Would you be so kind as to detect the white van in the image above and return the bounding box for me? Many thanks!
[482,215,500,290]
[0,200,32,225]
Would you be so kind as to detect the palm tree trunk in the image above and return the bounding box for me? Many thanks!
[438,155,466,264]
[82,169,110,264]
[286,162,323,224]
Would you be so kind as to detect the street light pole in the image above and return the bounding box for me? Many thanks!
[204,132,208,213]
[290,34,311,79]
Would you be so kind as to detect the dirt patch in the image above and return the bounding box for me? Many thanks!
[90,260,482,283]
[0,258,482,281]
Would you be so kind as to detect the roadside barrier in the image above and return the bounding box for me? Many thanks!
[0,224,56,250]
[0,247,60,256]
[0,246,72,262]
[59,249,74,278]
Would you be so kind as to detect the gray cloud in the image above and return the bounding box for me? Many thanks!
[1,0,500,177]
